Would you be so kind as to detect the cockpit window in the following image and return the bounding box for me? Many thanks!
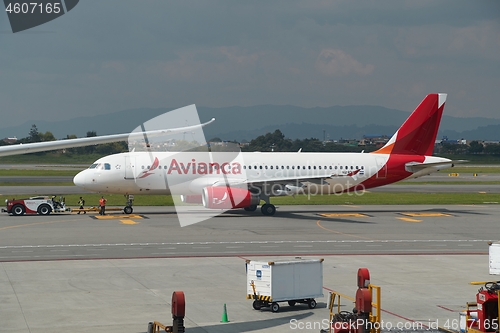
[89,163,99,169]
[104,163,111,170]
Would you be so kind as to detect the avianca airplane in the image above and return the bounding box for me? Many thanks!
[73,93,453,216]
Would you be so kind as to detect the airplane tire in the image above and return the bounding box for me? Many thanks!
[123,206,133,214]
[261,204,276,216]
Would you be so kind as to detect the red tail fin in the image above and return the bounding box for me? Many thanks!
[373,93,446,156]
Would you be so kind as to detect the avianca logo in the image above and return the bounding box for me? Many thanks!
[138,157,242,178]
[346,169,361,177]
[168,158,242,175]
[212,192,229,205]
[139,157,160,178]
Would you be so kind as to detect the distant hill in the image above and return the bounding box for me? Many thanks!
[1,105,500,141]
[439,125,500,141]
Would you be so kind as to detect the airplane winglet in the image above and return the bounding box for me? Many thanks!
[203,118,216,127]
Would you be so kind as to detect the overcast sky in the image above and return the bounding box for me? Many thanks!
[1,0,499,127]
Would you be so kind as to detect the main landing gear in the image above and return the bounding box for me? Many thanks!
[243,204,276,216]
[244,195,277,216]
[260,204,276,216]
[259,193,276,216]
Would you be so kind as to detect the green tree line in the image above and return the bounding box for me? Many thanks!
[0,124,127,155]
[240,129,376,153]
[439,140,500,155]
[4,125,500,156]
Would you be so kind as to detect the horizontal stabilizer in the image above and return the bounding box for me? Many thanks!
[405,157,453,179]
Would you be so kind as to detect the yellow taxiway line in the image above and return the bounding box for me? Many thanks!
[397,217,422,223]
[120,220,140,225]
[318,213,368,218]
[315,220,374,240]
[400,212,451,217]
[94,214,143,220]
[93,214,144,225]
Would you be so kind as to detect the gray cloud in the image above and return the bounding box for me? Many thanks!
[1,0,499,129]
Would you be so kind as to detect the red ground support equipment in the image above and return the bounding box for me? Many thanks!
[466,282,500,333]
[357,268,370,288]
[171,291,186,332]
[323,268,381,333]
[148,291,186,333]
[355,268,373,333]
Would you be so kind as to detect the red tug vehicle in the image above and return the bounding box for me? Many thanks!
[464,243,500,333]
[465,281,500,333]
[4,196,70,216]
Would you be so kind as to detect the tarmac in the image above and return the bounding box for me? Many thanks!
[1,255,491,333]
[0,204,498,332]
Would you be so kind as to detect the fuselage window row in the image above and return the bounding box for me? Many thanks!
[137,164,365,173]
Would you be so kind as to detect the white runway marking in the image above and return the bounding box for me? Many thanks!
[0,239,493,249]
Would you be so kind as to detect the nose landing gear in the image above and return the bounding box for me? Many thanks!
[123,194,134,214]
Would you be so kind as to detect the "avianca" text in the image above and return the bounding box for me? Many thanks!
[167,158,242,175]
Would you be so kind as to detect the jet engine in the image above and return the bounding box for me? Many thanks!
[202,186,260,209]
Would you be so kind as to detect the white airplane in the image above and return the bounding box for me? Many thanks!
[73,93,454,216]
[0,117,215,157]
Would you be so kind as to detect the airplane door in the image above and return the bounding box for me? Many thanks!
[124,155,136,179]
[376,157,387,179]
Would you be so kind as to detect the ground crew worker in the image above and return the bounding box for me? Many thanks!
[77,196,86,214]
[99,196,107,216]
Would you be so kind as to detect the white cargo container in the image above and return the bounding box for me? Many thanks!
[489,242,500,275]
[246,258,324,312]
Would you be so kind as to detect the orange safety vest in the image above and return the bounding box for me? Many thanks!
[99,198,106,206]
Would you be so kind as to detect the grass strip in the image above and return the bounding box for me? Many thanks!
[439,167,500,174]
[1,192,498,207]
[0,170,81,176]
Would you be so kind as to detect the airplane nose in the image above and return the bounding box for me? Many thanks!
[73,171,87,187]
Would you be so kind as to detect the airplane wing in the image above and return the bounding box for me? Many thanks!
[0,118,215,157]
[210,174,332,187]
[207,173,334,196]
